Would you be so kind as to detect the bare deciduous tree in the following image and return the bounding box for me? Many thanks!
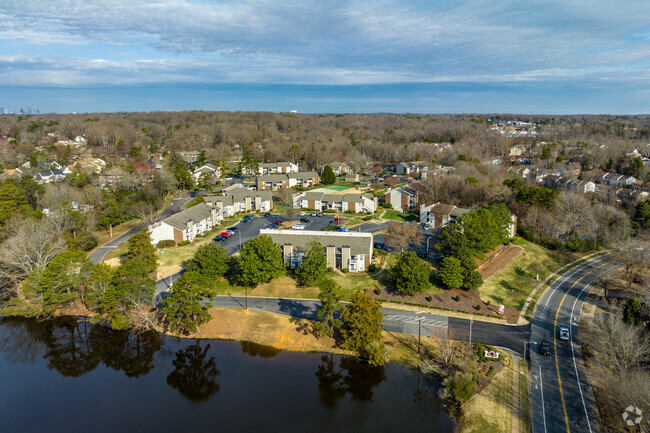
[431,326,458,367]
[0,219,66,299]
[383,221,422,252]
[589,314,650,374]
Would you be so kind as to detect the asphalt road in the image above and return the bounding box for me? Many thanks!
[207,295,529,353]
[529,254,616,433]
[89,193,192,264]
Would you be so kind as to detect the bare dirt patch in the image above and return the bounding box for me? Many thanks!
[189,307,350,354]
[479,245,523,280]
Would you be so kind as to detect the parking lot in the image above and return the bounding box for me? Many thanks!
[212,212,348,255]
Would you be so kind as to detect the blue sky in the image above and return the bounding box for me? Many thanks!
[1,0,650,114]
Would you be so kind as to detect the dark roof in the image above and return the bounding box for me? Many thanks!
[260,229,373,256]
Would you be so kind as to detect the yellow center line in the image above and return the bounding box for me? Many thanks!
[553,261,607,433]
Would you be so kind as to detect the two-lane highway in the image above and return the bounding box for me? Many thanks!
[530,255,617,433]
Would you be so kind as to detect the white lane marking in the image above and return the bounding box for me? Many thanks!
[539,365,548,433]
[544,256,605,307]
[566,264,615,433]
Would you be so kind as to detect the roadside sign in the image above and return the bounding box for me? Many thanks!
[498,305,505,315]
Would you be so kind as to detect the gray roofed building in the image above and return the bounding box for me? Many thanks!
[204,186,273,216]
[260,229,373,272]
[293,191,378,213]
[148,203,222,245]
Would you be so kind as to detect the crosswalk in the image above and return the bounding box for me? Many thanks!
[384,314,447,327]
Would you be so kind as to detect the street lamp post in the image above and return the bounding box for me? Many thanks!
[416,310,426,354]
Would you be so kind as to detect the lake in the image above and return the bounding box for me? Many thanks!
[0,317,456,433]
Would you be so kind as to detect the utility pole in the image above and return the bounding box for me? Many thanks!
[416,310,426,354]
[238,230,242,251]
[426,237,429,253]
[109,223,113,239]
[469,314,473,348]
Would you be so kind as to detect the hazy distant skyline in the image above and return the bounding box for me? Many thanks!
[2,1,650,114]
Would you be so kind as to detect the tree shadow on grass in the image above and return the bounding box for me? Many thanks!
[289,316,320,338]
[499,280,523,293]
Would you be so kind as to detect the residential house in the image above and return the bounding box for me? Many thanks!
[344,173,360,183]
[419,203,470,229]
[396,161,429,176]
[507,154,536,164]
[98,167,126,189]
[204,187,273,217]
[256,172,320,190]
[148,203,223,246]
[602,172,636,187]
[542,175,596,194]
[294,191,378,213]
[242,161,300,175]
[1,168,23,180]
[192,163,221,183]
[508,145,527,156]
[512,166,531,180]
[326,162,355,175]
[384,185,418,213]
[71,157,106,174]
[35,169,66,184]
[260,229,373,272]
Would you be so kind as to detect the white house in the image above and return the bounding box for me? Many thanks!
[294,191,378,213]
[396,161,429,175]
[147,203,223,246]
[419,203,470,229]
[260,229,374,272]
[192,163,221,182]
[602,172,636,187]
[204,187,273,217]
[35,169,66,184]
[384,185,418,213]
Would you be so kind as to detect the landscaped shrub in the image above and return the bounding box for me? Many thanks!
[368,263,377,272]
[476,304,481,311]
[324,209,336,213]
[346,210,355,214]
[327,267,333,272]
[178,240,190,246]
[342,268,349,273]
[363,216,372,221]
[486,300,491,306]
[454,295,461,302]
[158,240,175,248]
[425,295,433,302]
[486,366,495,377]
[373,287,381,295]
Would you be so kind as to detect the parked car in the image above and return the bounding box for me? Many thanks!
[219,232,232,237]
[335,227,346,232]
[227,226,239,231]
[213,235,227,242]
[225,230,235,235]
[242,215,253,223]
[540,341,551,356]
[310,211,318,217]
[292,223,306,230]
[417,252,428,259]
[272,219,283,224]
[299,211,306,216]
[316,212,324,217]
[269,223,280,229]
[300,218,311,223]
[374,242,384,250]
[559,327,570,341]
[264,212,271,217]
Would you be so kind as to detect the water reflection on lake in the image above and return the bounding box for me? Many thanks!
[0,317,456,433]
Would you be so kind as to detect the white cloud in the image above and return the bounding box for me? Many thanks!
[1,0,650,87]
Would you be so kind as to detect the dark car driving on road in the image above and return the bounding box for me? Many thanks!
[540,341,551,356]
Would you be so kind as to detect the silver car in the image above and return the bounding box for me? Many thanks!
[559,326,570,341]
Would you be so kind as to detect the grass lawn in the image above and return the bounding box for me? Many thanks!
[382,209,418,222]
[460,363,513,433]
[479,239,579,310]
[211,268,391,302]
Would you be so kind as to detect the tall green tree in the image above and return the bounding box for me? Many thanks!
[321,165,337,185]
[341,291,385,366]
[196,150,207,166]
[296,240,327,286]
[186,243,231,279]
[391,251,430,295]
[83,263,114,310]
[162,271,214,334]
[438,256,464,289]
[237,235,284,287]
[623,298,641,325]
[35,251,93,313]
[127,230,158,274]
[314,279,343,338]
[0,182,32,225]
[238,154,259,175]
[99,259,155,330]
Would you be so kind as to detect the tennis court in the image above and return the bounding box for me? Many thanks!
[320,185,349,191]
